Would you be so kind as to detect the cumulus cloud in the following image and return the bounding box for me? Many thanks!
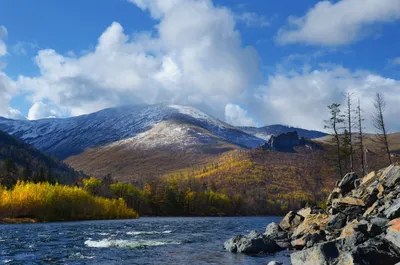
[225,103,258,127]
[28,102,61,120]
[0,26,20,119]
[277,0,400,46]
[0,25,7,56]
[6,107,26,120]
[18,0,260,118]
[235,12,270,28]
[255,66,400,131]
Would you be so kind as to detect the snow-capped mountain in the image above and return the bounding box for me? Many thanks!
[240,125,327,141]
[0,104,264,159]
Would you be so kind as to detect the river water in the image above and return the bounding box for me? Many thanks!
[0,217,292,265]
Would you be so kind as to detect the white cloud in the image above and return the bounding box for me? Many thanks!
[277,0,400,46]
[235,12,270,28]
[12,41,39,56]
[225,103,258,127]
[28,102,60,120]
[255,66,400,131]
[6,107,26,120]
[391,57,400,65]
[0,26,20,119]
[18,0,260,118]
[0,25,8,56]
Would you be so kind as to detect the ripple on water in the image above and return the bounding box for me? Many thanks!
[84,239,181,249]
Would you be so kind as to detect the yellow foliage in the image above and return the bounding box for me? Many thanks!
[0,181,138,222]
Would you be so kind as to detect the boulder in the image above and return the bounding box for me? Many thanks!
[362,171,377,186]
[279,211,304,230]
[223,231,280,254]
[386,218,400,249]
[304,231,326,248]
[292,213,330,238]
[297,207,312,218]
[338,173,358,195]
[385,198,400,219]
[349,237,400,265]
[327,213,347,230]
[267,262,282,265]
[381,165,400,188]
[291,241,340,265]
[332,197,365,209]
[265,222,281,237]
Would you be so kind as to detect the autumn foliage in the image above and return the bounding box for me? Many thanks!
[0,181,138,222]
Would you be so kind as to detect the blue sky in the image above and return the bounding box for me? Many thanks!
[0,0,400,131]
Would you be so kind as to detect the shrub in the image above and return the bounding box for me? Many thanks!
[0,181,138,222]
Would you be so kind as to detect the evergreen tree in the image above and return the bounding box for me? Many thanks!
[325,103,345,178]
[2,158,18,188]
[22,163,33,181]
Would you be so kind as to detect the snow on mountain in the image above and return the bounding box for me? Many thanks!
[0,104,264,159]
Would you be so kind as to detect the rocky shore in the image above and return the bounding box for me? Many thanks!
[224,164,400,264]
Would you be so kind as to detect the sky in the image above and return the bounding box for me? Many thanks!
[0,0,400,131]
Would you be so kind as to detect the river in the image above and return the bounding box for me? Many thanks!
[0,217,292,264]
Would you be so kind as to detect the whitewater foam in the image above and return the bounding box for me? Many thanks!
[84,239,180,249]
[126,230,172,236]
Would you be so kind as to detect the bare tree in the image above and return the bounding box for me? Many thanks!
[345,93,354,171]
[356,99,366,176]
[372,92,392,164]
[325,103,345,178]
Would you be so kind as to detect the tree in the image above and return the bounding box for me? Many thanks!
[325,103,345,178]
[356,99,366,177]
[22,163,32,181]
[345,93,354,171]
[2,158,18,188]
[372,93,392,164]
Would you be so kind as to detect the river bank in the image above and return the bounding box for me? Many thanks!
[224,164,400,264]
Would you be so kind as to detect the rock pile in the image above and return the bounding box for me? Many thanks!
[224,164,400,264]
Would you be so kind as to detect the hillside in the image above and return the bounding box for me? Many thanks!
[0,105,264,160]
[0,130,81,185]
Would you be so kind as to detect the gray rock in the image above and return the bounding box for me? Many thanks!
[338,172,358,195]
[291,241,340,265]
[224,232,280,254]
[267,262,283,265]
[341,231,369,250]
[382,165,400,188]
[341,205,365,222]
[236,235,279,254]
[349,237,400,265]
[279,211,304,230]
[369,217,389,227]
[304,231,326,248]
[224,235,243,252]
[265,222,281,237]
[386,222,400,249]
[385,198,400,219]
[327,213,347,230]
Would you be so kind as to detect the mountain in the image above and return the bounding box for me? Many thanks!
[0,105,266,181]
[0,130,81,184]
[241,125,328,140]
[0,104,264,160]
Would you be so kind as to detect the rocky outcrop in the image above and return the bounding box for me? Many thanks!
[261,131,323,152]
[224,164,400,264]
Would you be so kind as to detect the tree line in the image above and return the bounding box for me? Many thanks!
[325,92,393,178]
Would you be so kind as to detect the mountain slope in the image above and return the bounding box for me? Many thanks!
[241,125,327,140]
[0,104,264,160]
[0,130,81,184]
